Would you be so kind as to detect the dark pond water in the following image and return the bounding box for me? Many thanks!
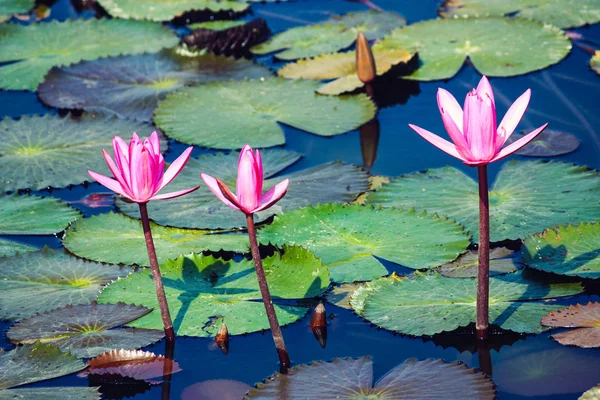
[2,0,600,399]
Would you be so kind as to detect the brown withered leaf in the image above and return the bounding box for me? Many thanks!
[79,349,181,381]
[542,302,600,348]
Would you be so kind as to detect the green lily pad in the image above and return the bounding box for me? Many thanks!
[542,302,600,348]
[505,129,580,157]
[439,247,520,278]
[97,246,329,337]
[350,271,583,336]
[0,194,81,235]
[581,385,600,400]
[38,50,270,122]
[0,238,36,257]
[590,51,600,75]
[439,0,600,29]
[259,204,470,283]
[0,19,178,91]
[376,17,570,80]
[523,222,600,279]
[62,212,248,267]
[0,114,166,192]
[96,0,249,21]
[0,387,100,400]
[8,303,164,358]
[251,11,406,60]
[154,77,376,149]
[0,0,34,21]
[278,46,416,96]
[245,356,495,399]
[118,154,369,230]
[0,247,133,321]
[188,20,245,31]
[368,161,600,242]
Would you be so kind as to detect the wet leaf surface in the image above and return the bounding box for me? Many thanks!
[542,302,600,348]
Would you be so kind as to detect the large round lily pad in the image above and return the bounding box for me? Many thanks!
[376,17,570,80]
[153,77,376,149]
[350,271,583,335]
[0,238,36,257]
[0,194,81,235]
[96,0,248,21]
[62,212,248,267]
[0,19,178,91]
[0,247,133,321]
[8,303,164,358]
[259,204,470,283]
[439,247,520,278]
[246,356,495,399]
[98,246,329,337]
[0,114,165,192]
[368,161,600,243]
[523,222,600,279]
[38,50,270,122]
[0,0,34,21]
[439,0,600,29]
[542,302,600,348]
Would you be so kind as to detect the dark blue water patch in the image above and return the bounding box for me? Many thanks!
[0,90,54,119]
[1,234,61,249]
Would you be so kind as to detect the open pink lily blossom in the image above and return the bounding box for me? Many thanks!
[409,75,548,166]
[201,144,289,215]
[88,131,199,203]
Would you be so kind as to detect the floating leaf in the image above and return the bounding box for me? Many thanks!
[154,77,376,149]
[98,246,329,337]
[259,204,470,283]
[118,152,369,230]
[0,114,166,191]
[377,17,570,80]
[245,356,494,399]
[96,0,248,21]
[325,283,364,310]
[351,271,583,335]
[80,349,181,381]
[581,385,600,400]
[0,0,34,21]
[62,212,248,267]
[505,129,580,157]
[368,161,600,242]
[0,194,80,235]
[278,47,416,95]
[542,302,600,348]
[439,247,520,278]
[251,11,406,60]
[188,20,245,30]
[8,303,164,358]
[38,50,270,122]
[523,222,600,279]
[591,51,600,75]
[0,19,178,91]
[0,238,36,257]
[439,0,600,29]
[0,247,132,321]
[0,387,100,399]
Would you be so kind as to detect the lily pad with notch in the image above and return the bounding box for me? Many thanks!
[245,356,495,399]
[439,247,520,278]
[0,19,178,91]
[38,49,270,122]
[504,129,580,157]
[259,203,470,283]
[542,302,600,348]
[97,246,329,337]
[0,238,36,257]
[350,271,583,336]
[153,77,376,149]
[368,161,600,242]
[7,303,164,358]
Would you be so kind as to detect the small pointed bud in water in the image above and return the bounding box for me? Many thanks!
[215,323,229,355]
[310,303,327,348]
[356,32,377,84]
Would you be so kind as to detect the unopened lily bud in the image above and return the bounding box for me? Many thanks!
[215,323,229,355]
[310,303,327,348]
[356,32,377,84]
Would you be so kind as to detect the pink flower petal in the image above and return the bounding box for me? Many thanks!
[151,186,200,201]
[490,123,548,163]
[236,147,259,211]
[255,148,263,196]
[463,90,485,158]
[88,171,128,198]
[476,75,495,106]
[254,179,289,213]
[437,88,464,133]
[200,173,241,212]
[437,91,472,160]
[113,136,131,185]
[158,146,193,192]
[148,131,161,157]
[408,124,465,161]
[497,89,531,149]
[129,139,145,201]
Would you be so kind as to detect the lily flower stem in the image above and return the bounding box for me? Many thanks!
[246,213,291,374]
[139,202,176,343]
[476,165,490,340]
[161,338,175,400]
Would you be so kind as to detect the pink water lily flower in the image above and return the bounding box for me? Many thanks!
[88,131,199,203]
[201,144,289,215]
[409,76,548,166]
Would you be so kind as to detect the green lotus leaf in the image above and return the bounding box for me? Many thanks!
[542,302,600,348]
[505,129,580,157]
[0,247,133,321]
[377,17,570,80]
[0,0,34,21]
[350,271,583,336]
[0,194,81,235]
[97,246,329,337]
[153,77,376,149]
[245,356,494,399]
[0,387,100,400]
[278,47,416,96]
[368,161,600,242]
[523,222,600,279]
[590,51,600,75]
[581,385,600,400]
[259,203,470,283]
[96,0,248,21]
[38,50,270,122]
[0,114,166,192]
[7,303,164,358]
[0,19,178,91]
[439,0,600,29]
[251,11,406,60]
[0,238,36,257]
[188,20,245,31]
[62,212,248,267]
[439,247,520,278]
